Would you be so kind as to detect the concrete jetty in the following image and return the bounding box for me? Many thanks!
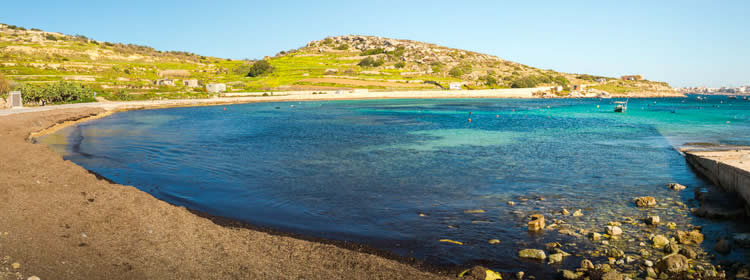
[682,146,750,210]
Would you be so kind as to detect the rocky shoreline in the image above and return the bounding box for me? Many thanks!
[1,104,747,280]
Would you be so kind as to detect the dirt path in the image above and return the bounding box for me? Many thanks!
[0,108,458,280]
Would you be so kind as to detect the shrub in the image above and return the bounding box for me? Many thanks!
[18,81,95,104]
[430,62,443,73]
[387,46,406,58]
[322,38,334,45]
[334,44,349,50]
[45,34,58,41]
[361,48,385,56]
[394,61,406,69]
[111,90,132,101]
[482,75,499,87]
[246,60,275,77]
[448,64,472,78]
[358,57,384,67]
[0,73,11,98]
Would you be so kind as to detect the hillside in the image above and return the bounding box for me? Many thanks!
[0,23,676,102]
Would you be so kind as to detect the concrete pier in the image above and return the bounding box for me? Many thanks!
[682,146,750,210]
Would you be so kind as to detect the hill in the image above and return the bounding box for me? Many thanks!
[0,23,676,103]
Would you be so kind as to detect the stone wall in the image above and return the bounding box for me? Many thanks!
[684,149,750,213]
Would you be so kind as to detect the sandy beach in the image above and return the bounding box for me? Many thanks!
[0,106,468,280]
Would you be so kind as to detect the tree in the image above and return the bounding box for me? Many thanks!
[246,60,275,77]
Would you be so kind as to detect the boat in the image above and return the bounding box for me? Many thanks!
[743,96,748,100]
[728,95,737,99]
[614,100,628,113]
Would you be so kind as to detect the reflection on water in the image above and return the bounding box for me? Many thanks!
[40,97,750,274]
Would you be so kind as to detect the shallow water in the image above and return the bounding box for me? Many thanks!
[42,96,750,275]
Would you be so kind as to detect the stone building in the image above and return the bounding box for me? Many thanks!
[183,79,199,87]
[206,83,226,93]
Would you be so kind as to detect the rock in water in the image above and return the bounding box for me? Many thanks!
[657,254,689,274]
[646,215,660,225]
[714,238,731,254]
[515,271,524,280]
[665,243,680,254]
[652,235,670,249]
[548,253,564,264]
[734,233,750,247]
[606,225,623,236]
[580,259,595,270]
[488,239,501,244]
[601,270,623,280]
[518,249,546,260]
[668,183,687,191]
[561,270,582,279]
[634,196,657,207]
[561,208,570,215]
[676,230,704,245]
[528,214,545,231]
[572,209,583,217]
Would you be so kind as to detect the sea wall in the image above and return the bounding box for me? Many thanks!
[683,148,750,210]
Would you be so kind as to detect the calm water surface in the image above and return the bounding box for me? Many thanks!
[42,97,750,274]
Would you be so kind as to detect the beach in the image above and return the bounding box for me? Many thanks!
[0,107,460,280]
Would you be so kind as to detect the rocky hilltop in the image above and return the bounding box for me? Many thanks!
[0,24,678,102]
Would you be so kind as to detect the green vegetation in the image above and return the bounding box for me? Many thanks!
[361,48,385,56]
[394,61,406,69]
[18,81,96,104]
[358,57,384,67]
[448,64,472,78]
[0,73,11,98]
[577,74,610,82]
[334,44,349,50]
[246,60,275,77]
[589,80,643,94]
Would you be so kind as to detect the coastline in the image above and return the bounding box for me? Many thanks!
[1,93,703,280]
[0,108,461,280]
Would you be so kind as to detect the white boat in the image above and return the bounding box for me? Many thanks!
[614,100,628,113]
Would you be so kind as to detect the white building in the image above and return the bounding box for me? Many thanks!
[449,82,462,90]
[183,79,199,88]
[206,83,226,93]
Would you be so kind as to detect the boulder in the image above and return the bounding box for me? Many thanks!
[667,183,687,191]
[679,247,697,259]
[664,243,680,254]
[714,238,731,254]
[652,235,670,249]
[734,233,750,247]
[580,259,595,270]
[528,214,545,231]
[676,230,704,245]
[601,270,623,280]
[561,270,582,280]
[572,209,583,217]
[548,253,564,264]
[646,215,660,225]
[606,225,623,236]
[635,196,657,207]
[561,208,570,215]
[518,249,546,260]
[657,254,689,274]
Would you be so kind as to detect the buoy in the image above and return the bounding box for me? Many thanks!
[597,105,600,108]
[496,114,499,118]
[223,107,226,110]
[468,118,472,123]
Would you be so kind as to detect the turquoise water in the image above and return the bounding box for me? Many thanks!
[42,96,750,275]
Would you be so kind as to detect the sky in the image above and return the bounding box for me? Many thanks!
[2,0,748,87]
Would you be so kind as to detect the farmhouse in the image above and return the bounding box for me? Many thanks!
[154,79,175,86]
[183,79,199,87]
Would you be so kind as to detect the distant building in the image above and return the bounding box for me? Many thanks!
[449,82,462,90]
[206,83,226,93]
[571,84,586,92]
[620,75,643,81]
[183,79,199,88]
[154,79,175,86]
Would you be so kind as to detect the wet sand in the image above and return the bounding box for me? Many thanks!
[0,108,460,280]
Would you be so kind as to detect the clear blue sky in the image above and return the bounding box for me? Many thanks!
[2,0,748,87]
